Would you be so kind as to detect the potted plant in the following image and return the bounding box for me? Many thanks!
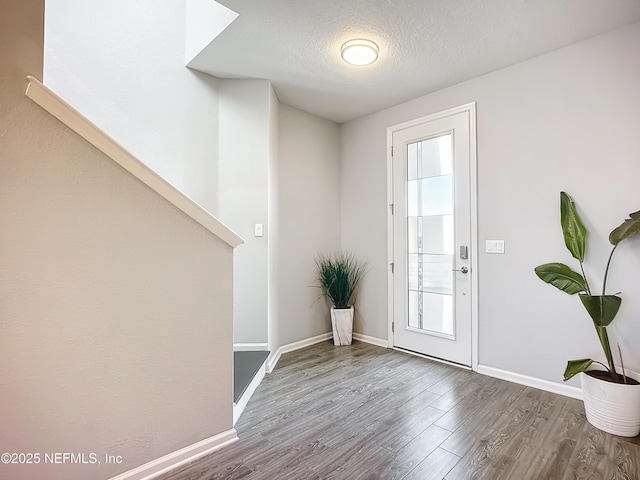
[316,252,367,346]
[534,192,640,436]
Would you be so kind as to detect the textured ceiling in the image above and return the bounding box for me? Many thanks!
[188,0,640,123]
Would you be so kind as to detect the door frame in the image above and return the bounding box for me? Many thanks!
[386,102,479,371]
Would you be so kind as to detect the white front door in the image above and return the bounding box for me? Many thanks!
[389,104,476,367]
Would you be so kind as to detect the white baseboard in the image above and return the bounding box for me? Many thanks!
[233,360,266,425]
[233,343,269,351]
[477,364,582,400]
[108,429,238,480]
[266,332,333,373]
[353,332,388,348]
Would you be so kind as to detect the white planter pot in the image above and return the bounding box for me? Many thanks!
[581,369,640,437]
[330,306,354,346]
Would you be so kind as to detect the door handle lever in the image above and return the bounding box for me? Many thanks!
[453,266,469,274]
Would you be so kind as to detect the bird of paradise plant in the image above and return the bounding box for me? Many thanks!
[535,192,640,383]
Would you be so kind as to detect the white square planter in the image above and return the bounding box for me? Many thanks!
[330,306,354,346]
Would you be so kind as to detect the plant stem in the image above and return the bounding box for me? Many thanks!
[618,343,628,384]
[592,360,611,373]
[596,326,619,381]
[602,244,618,295]
[579,262,591,295]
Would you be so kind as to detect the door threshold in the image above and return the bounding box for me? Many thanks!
[393,347,472,371]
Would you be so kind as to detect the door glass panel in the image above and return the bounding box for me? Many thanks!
[421,215,454,254]
[407,176,453,217]
[407,253,419,290]
[421,134,453,178]
[407,217,419,254]
[408,290,419,329]
[422,293,454,335]
[422,254,453,295]
[418,176,453,216]
[406,133,454,336]
[407,142,419,181]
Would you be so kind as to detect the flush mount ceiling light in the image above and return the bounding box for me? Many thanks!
[340,39,379,66]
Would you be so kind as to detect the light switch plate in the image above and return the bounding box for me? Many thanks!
[486,239,505,254]
[254,223,264,237]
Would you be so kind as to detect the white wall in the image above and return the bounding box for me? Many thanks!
[44,0,277,345]
[184,0,238,65]
[341,21,640,386]
[0,1,234,478]
[217,80,271,344]
[44,0,221,213]
[277,104,342,347]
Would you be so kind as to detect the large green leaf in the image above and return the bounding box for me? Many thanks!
[560,192,587,262]
[609,210,640,246]
[563,359,595,381]
[594,325,619,379]
[534,263,586,294]
[579,294,622,327]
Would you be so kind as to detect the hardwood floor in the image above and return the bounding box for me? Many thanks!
[157,341,640,479]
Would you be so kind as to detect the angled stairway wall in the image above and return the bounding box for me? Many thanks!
[0,1,239,478]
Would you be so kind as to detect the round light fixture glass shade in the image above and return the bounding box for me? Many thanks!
[341,39,379,66]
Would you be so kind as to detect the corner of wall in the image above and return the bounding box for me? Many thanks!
[267,82,280,354]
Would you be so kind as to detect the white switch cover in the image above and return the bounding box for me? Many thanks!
[254,223,264,237]
[486,240,505,254]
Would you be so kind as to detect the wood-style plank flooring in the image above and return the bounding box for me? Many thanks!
[158,341,640,479]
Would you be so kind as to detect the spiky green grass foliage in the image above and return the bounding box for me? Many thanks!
[316,252,367,309]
